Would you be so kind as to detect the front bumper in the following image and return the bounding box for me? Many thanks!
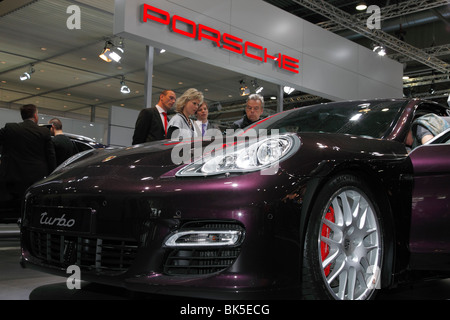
[20,173,306,299]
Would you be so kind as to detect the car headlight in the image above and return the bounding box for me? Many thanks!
[176,134,300,177]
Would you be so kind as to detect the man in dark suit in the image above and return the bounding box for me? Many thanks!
[195,102,220,136]
[132,89,177,145]
[0,104,56,216]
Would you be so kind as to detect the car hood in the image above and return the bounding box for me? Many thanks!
[42,139,189,184]
[32,131,409,191]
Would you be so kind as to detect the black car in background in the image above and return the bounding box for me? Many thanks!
[64,133,107,152]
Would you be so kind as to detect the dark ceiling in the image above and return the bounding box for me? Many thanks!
[264,0,450,106]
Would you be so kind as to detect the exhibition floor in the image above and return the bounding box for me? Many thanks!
[1,223,450,301]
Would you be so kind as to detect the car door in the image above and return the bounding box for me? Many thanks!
[408,129,450,267]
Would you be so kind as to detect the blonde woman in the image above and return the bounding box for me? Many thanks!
[167,88,203,140]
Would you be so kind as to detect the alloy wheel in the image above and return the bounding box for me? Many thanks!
[318,188,382,300]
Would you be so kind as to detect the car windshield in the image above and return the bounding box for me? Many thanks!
[254,100,407,139]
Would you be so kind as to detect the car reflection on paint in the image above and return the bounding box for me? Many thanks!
[19,99,450,300]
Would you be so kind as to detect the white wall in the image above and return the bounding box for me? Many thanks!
[0,108,105,144]
[0,108,21,127]
[108,106,140,147]
[114,0,403,101]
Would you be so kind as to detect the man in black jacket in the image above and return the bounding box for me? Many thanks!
[132,89,176,145]
[0,104,56,206]
[48,117,77,166]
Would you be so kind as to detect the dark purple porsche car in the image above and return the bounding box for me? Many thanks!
[20,98,450,300]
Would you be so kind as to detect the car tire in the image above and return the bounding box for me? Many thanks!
[301,174,383,300]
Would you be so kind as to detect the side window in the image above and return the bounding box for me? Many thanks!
[410,104,450,148]
[428,128,450,145]
[415,103,450,118]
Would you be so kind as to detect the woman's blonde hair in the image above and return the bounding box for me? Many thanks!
[175,88,204,113]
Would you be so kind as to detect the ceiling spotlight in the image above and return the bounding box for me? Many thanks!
[20,65,35,81]
[356,2,367,11]
[99,41,113,62]
[99,40,124,63]
[160,49,166,54]
[109,46,124,63]
[239,80,250,96]
[283,86,295,95]
[19,72,32,81]
[110,39,125,62]
[251,79,264,94]
[373,45,386,56]
[120,77,130,94]
[240,87,250,96]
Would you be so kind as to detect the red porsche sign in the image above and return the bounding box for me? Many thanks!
[142,4,299,74]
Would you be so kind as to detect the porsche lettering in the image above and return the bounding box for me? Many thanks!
[141,3,299,74]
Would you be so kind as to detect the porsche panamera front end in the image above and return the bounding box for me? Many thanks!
[21,99,423,299]
[20,133,306,299]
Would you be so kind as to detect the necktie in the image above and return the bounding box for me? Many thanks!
[202,123,207,136]
[162,112,168,135]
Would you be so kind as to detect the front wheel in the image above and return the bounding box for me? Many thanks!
[302,174,384,300]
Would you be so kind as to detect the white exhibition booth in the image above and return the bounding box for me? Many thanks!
[114,0,403,100]
[0,0,403,147]
[107,0,403,147]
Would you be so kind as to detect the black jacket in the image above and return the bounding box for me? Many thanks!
[232,115,259,129]
[52,134,77,166]
[132,106,166,145]
[0,119,56,196]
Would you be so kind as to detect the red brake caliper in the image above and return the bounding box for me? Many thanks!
[321,206,335,276]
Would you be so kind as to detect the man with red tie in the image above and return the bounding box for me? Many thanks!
[132,89,176,145]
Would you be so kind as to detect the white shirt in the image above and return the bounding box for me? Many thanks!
[168,113,200,140]
[195,120,208,136]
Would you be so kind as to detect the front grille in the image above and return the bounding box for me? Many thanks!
[29,231,138,276]
[164,248,241,275]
